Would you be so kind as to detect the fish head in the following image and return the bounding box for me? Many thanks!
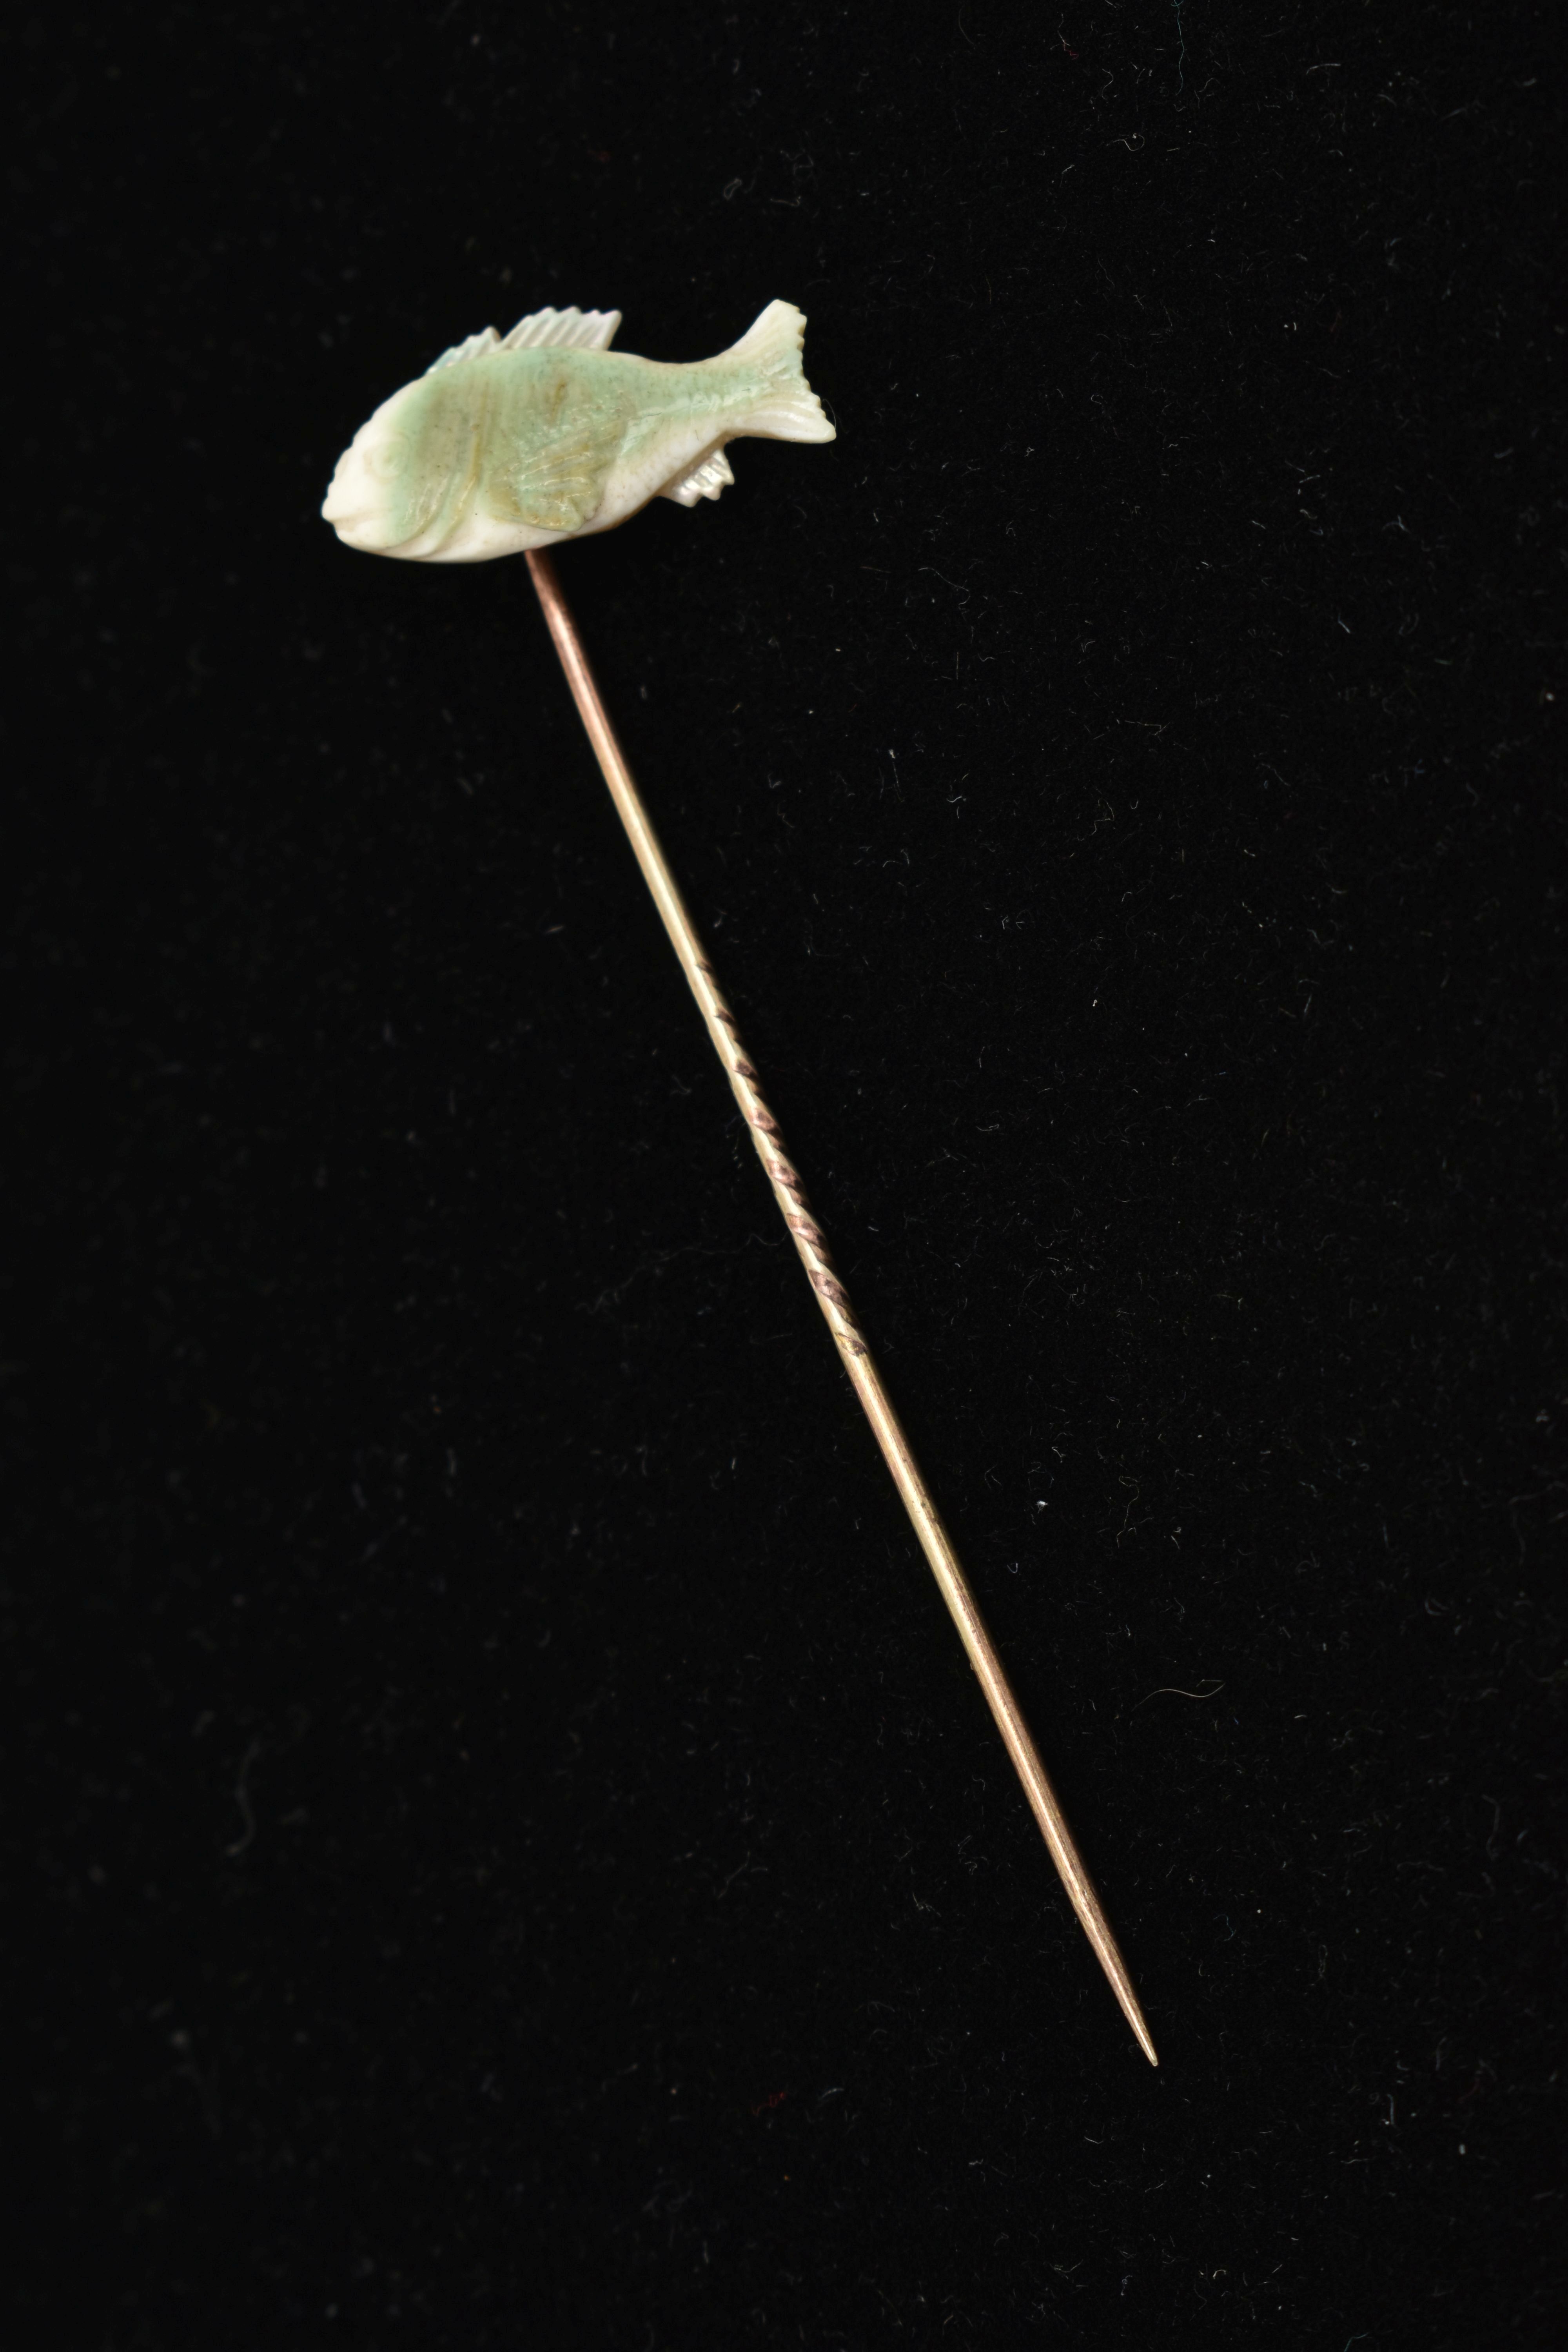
[321,379,445,554]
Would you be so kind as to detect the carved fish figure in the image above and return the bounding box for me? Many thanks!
[322,299,834,562]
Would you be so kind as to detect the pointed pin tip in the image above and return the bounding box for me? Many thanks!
[1092,1940,1159,2066]
[1125,2005,1160,2067]
[1108,1971,1160,2067]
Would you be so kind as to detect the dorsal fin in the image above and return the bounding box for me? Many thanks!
[423,310,619,376]
[425,326,502,374]
[500,306,621,352]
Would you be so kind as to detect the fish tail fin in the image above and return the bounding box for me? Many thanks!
[722,300,836,443]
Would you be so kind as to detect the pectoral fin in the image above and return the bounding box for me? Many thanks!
[489,428,619,534]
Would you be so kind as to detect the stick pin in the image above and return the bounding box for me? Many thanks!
[324,298,1158,2066]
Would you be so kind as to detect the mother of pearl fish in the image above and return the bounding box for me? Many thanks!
[323,299,835,563]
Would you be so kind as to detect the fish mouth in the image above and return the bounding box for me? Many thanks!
[321,457,389,546]
[321,485,420,557]
[321,495,375,544]
[321,488,367,528]
[321,454,361,522]
[323,509,403,555]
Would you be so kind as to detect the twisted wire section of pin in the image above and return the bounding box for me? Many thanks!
[690,956,869,1367]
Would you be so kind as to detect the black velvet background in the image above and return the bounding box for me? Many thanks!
[11,4,1564,2345]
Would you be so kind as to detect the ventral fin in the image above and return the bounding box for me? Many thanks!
[500,306,621,352]
[660,448,735,508]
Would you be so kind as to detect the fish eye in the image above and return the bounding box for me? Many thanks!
[364,436,407,483]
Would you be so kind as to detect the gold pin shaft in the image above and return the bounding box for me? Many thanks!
[525,548,1157,2067]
